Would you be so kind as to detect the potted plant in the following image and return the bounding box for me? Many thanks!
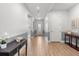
[0,37,2,47]
[0,37,7,49]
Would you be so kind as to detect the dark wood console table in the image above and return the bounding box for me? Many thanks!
[64,32,79,51]
[0,39,27,56]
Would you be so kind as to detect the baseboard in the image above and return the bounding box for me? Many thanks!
[60,40,64,43]
[48,40,64,43]
[48,40,52,43]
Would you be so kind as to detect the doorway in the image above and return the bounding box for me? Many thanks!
[33,19,44,36]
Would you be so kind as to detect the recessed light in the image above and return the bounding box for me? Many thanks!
[4,32,8,35]
[36,6,40,10]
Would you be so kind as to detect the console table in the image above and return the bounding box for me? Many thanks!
[64,32,79,51]
[0,39,27,56]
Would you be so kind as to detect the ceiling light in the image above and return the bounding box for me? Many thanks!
[4,32,8,35]
[36,6,40,10]
[37,17,41,20]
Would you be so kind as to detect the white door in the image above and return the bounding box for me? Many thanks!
[49,16,62,42]
[37,24,41,33]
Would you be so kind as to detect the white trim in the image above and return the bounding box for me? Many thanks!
[48,40,52,43]
[48,39,64,43]
[60,40,64,43]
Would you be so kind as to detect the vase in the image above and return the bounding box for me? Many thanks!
[0,44,1,47]
[1,44,7,49]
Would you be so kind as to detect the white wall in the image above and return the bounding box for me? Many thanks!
[68,4,79,46]
[69,4,79,19]
[69,4,79,31]
[0,3,30,39]
[47,11,71,41]
[47,4,79,42]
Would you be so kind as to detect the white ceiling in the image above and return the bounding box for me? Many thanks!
[51,3,76,10]
[24,3,77,19]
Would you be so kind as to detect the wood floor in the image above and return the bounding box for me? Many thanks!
[49,42,79,56]
[26,36,79,56]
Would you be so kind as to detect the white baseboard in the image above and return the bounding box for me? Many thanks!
[48,40,52,43]
[48,40,79,47]
[60,40,64,43]
[48,40,64,43]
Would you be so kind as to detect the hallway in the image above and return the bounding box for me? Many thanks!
[0,3,79,56]
[27,36,79,56]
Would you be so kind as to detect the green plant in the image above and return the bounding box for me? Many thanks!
[0,37,6,44]
[0,40,6,44]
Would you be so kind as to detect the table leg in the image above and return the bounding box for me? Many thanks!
[17,49,20,56]
[76,38,78,48]
[70,36,72,46]
[26,40,27,56]
[69,36,71,45]
[64,35,66,44]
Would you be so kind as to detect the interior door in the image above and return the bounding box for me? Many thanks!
[37,24,42,34]
[49,17,62,42]
[37,20,43,35]
[33,20,44,35]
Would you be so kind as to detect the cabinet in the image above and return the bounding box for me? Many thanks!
[64,32,79,51]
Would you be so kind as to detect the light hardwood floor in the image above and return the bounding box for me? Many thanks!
[26,36,79,56]
[27,36,48,56]
[49,42,79,56]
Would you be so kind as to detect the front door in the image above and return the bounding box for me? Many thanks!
[49,16,62,42]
